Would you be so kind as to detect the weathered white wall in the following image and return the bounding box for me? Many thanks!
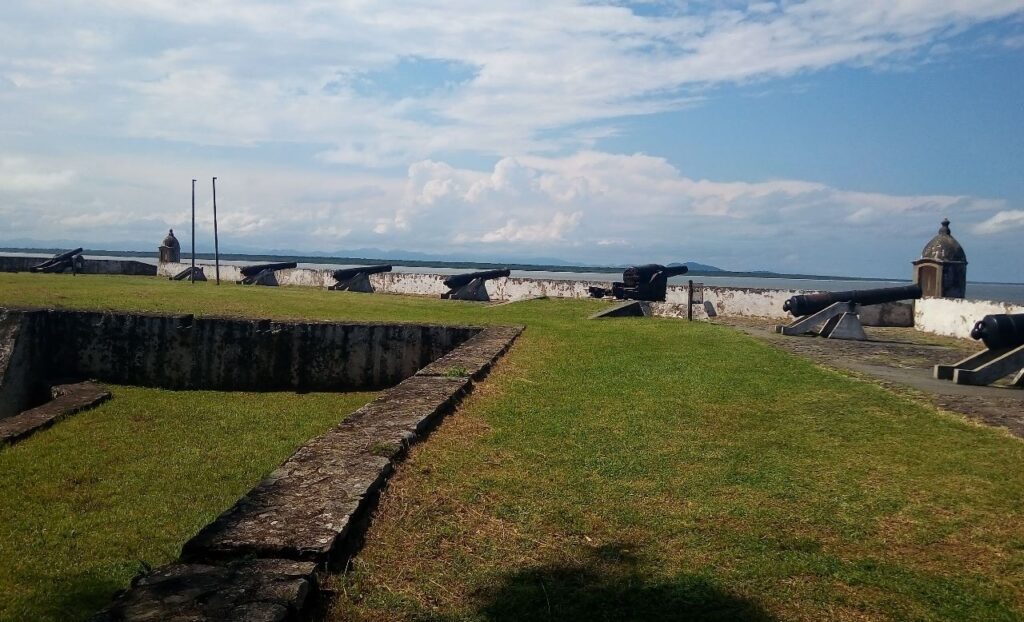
[914,297,1024,338]
[158,262,807,320]
[158,261,1017,339]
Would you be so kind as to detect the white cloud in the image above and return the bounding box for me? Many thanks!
[479,212,583,243]
[974,210,1024,234]
[2,1,1021,161]
[0,2,1021,278]
[0,148,1016,277]
[0,156,75,192]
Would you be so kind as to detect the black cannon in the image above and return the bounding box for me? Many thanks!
[588,264,688,302]
[783,284,922,317]
[329,264,392,293]
[935,313,1024,387]
[170,266,206,282]
[30,248,84,274]
[970,314,1024,350]
[441,268,511,301]
[238,261,297,286]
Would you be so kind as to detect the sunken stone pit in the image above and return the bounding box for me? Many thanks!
[0,307,523,620]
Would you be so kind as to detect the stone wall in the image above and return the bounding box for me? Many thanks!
[914,297,1024,339]
[0,308,480,418]
[0,310,47,418]
[0,255,156,275]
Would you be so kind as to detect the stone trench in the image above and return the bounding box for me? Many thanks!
[91,324,523,621]
[0,308,523,620]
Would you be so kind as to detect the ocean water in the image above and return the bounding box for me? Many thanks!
[5,252,1024,304]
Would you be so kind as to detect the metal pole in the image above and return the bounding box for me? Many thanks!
[687,279,694,321]
[212,177,220,285]
[191,179,196,283]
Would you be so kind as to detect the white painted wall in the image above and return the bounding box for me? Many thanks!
[158,261,803,319]
[914,297,1024,339]
[158,260,1017,340]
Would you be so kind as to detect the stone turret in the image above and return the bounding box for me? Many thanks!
[913,218,967,298]
[159,229,181,264]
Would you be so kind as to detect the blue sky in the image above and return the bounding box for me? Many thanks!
[0,1,1022,281]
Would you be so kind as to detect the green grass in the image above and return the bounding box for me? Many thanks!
[0,383,375,621]
[1,273,1023,621]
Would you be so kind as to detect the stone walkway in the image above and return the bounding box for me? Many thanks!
[717,317,1024,438]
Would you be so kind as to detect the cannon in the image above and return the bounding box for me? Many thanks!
[237,262,297,286]
[30,248,84,274]
[329,264,391,293]
[970,314,1024,351]
[775,283,922,341]
[588,264,688,302]
[783,284,922,317]
[170,266,206,282]
[935,313,1024,387]
[441,268,510,301]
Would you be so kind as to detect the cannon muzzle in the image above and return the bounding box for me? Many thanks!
[783,284,922,317]
[332,265,392,282]
[970,314,1024,350]
[443,268,511,290]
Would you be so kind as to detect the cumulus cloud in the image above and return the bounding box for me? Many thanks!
[0,148,1016,277]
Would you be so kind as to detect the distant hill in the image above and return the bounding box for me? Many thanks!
[670,261,723,272]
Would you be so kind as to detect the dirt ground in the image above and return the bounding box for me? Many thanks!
[716,316,1024,439]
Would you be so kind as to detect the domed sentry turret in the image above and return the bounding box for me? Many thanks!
[159,229,181,263]
[913,218,967,298]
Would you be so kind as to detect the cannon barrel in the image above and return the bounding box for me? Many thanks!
[30,248,83,272]
[49,248,84,262]
[239,262,297,277]
[661,265,690,279]
[970,314,1024,350]
[783,283,922,317]
[623,264,688,284]
[443,268,511,289]
[332,264,392,282]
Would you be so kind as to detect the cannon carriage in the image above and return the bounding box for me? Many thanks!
[441,268,511,301]
[776,284,922,340]
[935,314,1024,386]
[328,265,392,293]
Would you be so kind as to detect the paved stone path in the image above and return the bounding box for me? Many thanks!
[718,317,1024,438]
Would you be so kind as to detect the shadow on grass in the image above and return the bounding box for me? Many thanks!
[7,568,128,622]
[472,544,775,622]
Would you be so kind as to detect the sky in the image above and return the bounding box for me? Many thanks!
[0,1,1022,281]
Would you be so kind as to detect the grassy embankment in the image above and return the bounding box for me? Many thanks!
[1,273,1023,622]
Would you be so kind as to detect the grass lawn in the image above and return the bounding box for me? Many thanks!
[0,383,375,621]
[2,273,1023,621]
